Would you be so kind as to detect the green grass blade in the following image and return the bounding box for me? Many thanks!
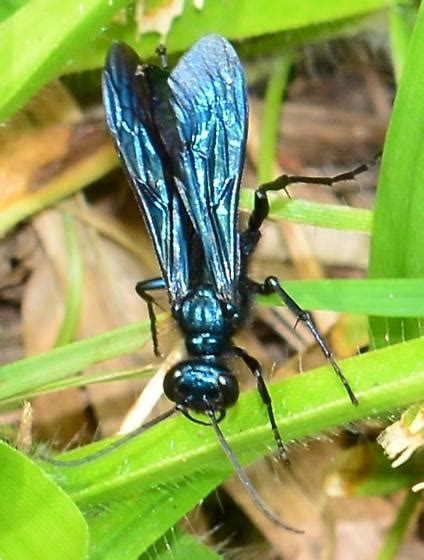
[258,51,293,183]
[369,3,424,346]
[54,212,84,347]
[377,491,421,560]
[240,189,373,232]
[40,336,424,556]
[140,528,223,560]
[0,0,131,122]
[0,1,26,22]
[1,0,391,123]
[389,1,419,81]
[67,0,392,73]
[0,319,155,401]
[0,442,88,560]
[260,278,424,316]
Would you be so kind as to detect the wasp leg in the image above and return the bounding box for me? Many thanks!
[254,277,358,405]
[233,345,290,465]
[135,277,166,357]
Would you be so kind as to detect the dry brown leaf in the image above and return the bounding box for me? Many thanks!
[0,82,116,237]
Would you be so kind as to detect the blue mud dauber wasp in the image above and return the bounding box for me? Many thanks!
[46,35,362,532]
[101,33,361,530]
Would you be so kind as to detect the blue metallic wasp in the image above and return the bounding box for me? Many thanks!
[101,34,358,530]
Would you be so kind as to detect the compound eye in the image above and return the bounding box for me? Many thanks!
[218,373,239,408]
[163,367,182,404]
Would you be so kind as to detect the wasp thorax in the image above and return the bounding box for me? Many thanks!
[180,287,225,333]
[178,287,238,356]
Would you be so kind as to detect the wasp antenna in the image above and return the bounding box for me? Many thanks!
[209,411,304,533]
[38,407,177,467]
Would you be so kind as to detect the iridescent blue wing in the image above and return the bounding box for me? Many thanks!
[102,42,192,304]
[165,35,248,303]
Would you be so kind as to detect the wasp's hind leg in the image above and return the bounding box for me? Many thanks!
[246,152,382,238]
[244,157,364,405]
[253,277,358,405]
[257,152,381,196]
[135,277,166,357]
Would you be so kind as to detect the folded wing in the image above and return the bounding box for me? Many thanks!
[165,35,248,304]
[102,42,192,305]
